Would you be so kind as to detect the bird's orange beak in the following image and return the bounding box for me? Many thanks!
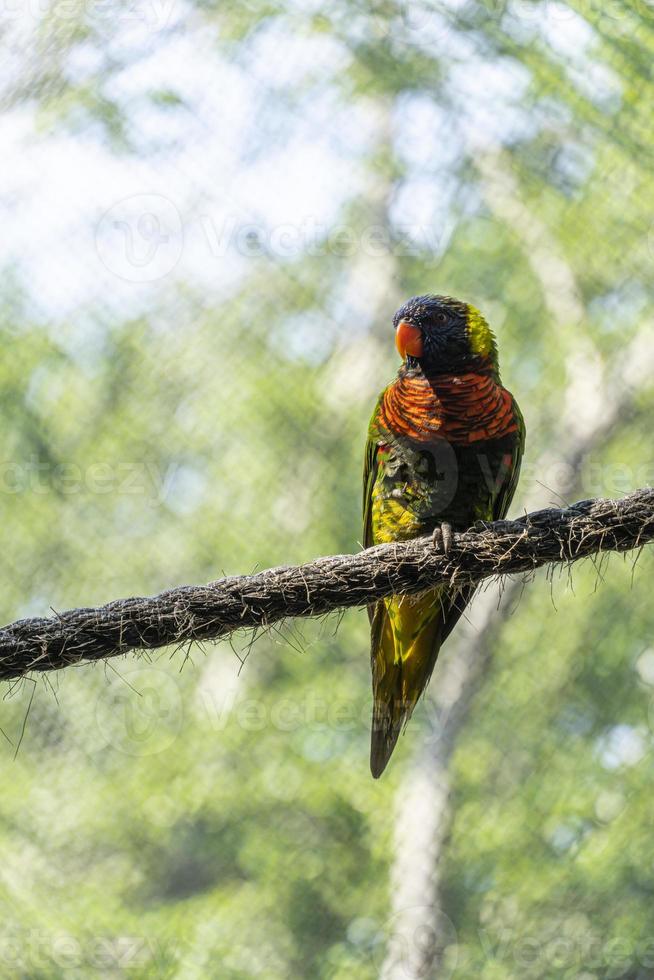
[395,320,423,360]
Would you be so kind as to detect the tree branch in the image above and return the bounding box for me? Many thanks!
[1,489,653,682]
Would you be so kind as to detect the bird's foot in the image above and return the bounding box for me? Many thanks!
[432,521,453,557]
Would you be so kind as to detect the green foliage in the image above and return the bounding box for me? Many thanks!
[2,0,654,975]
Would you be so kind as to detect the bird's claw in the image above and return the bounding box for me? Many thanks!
[432,521,453,557]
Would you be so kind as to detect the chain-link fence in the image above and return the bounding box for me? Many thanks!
[2,2,654,977]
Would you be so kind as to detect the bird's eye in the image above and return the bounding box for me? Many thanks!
[437,312,447,323]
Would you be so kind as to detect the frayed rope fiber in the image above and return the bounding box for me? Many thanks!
[2,489,654,681]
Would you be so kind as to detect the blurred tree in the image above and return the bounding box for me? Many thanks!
[1,0,654,977]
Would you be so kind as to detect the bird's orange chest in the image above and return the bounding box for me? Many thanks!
[378,371,517,445]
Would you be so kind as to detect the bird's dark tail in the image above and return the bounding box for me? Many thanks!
[369,591,444,778]
[370,693,404,779]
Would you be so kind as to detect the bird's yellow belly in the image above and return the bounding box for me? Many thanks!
[371,492,424,544]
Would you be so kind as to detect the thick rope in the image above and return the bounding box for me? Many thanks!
[1,489,653,681]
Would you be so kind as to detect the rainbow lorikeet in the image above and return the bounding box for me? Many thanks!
[363,295,525,777]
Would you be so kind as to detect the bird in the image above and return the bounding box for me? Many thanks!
[363,294,525,777]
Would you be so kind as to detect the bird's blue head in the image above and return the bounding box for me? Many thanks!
[393,294,498,374]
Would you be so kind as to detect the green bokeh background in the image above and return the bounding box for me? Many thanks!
[2,2,654,977]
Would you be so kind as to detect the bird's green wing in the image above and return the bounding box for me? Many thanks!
[491,397,526,523]
[439,399,525,645]
[362,434,378,551]
[363,394,385,551]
